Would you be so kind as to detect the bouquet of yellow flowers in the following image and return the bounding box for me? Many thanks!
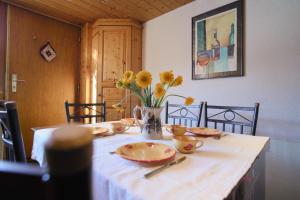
[113,70,194,111]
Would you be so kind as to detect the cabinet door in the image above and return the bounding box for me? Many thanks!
[93,26,131,121]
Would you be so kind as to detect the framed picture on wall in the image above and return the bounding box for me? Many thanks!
[40,42,56,62]
[192,0,243,80]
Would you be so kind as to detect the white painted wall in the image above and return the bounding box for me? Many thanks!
[143,0,300,199]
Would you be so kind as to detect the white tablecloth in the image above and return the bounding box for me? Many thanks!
[31,123,269,200]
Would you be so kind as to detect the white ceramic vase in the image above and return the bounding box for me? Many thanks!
[133,106,163,140]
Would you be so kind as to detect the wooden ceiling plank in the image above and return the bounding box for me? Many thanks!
[160,0,182,10]
[5,0,193,24]
[80,0,128,19]
[100,0,148,22]
[10,0,90,23]
[175,0,193,4]
[7,0,85,25]
[127,0,161,18]
[35,0,94,22]
[60,0,125,20]
[143,0,172,13]
[50,0,109,19]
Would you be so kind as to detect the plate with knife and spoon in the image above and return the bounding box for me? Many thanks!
[110,141,187,178]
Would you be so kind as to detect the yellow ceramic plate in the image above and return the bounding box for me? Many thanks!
[115,142,176,164]
[91,127,110,137]
[121,118,136,126]
[187,127,222,137]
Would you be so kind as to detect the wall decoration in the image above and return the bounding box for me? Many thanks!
[192,0,243,80]
[40,42,56,62]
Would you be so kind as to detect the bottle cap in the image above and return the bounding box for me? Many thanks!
[45,125,93,175]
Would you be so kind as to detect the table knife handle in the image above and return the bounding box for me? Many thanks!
[144,164,171,178]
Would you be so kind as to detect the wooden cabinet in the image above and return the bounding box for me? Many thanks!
[82,19,142,121]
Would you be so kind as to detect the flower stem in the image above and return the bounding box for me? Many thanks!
[160,94,186,106]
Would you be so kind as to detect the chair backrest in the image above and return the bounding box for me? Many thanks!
[65,101,106,124]
[0,101,26,162]
[204,102,260,136]
[165,101,204,127]
[0,161,48,200]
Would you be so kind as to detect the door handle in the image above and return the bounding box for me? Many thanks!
[12,73,25,93]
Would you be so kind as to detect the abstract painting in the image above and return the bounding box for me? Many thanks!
[192,1,243,80]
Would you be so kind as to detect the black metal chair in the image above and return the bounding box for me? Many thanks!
[0,101,26,162]
[0,126,93,200]
[165,101,204,127]
[0,161,47,200]
[204,102,260,136]
[65,101,106,124]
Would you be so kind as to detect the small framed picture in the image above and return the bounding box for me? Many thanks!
[40,42,56,62]
[192,0,243,80]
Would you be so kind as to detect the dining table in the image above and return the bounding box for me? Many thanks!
[31,122,269,200]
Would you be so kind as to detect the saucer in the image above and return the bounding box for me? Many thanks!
[187,127,222,137]
[91,127,110,137]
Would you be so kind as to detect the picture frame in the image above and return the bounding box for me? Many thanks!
[192,0,243,80]
[40,42,56,62]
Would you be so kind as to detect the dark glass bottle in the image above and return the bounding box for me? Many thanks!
[45,126,93,200]
[229,23,235,45]
[211,30,220,59]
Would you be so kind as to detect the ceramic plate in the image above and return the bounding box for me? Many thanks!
[115,142,176,164]
[187,127,221,137]
[121,118,136,126]
[91,127,110,137]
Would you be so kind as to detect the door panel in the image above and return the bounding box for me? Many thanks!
[106,108,123,121]
[102,32,125,82]
[7,6,80,157]
[102,88,124,100]
[0,2,6,99]
[94,26,131,121]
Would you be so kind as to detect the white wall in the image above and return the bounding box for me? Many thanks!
[143,0,300,199]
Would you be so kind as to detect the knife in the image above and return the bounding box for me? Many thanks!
[144,156,186,178]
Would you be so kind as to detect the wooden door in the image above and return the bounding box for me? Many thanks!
[0,2,6,99]
[6,6,80,157]
[93,26,131,121]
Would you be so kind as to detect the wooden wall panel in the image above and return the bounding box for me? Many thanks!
[8,6,80,156]
[0,2,7,99]
[80,23,91,104]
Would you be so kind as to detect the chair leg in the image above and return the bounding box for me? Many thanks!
[9,149,15,161]
[4,147,9,160]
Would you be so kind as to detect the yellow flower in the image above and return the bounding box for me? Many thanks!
[136,70,152,88]
[154,83,166,99]
[185,97,194,106]
[112,103,125,112]
[116,80,124,89]
[122,70,134,84]
[160,71,174,84]
[172,76,183,87]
